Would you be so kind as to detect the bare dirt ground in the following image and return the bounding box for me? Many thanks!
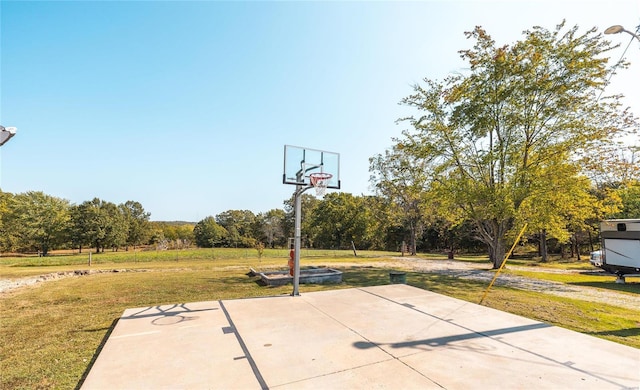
[0,269,141,294]
[1,258,638,311]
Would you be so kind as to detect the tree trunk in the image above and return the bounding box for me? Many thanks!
[490,236,506,269]
[410,223,417,256]
[475,218,510,269]
[540,229,548,262]
[569,239,575,257]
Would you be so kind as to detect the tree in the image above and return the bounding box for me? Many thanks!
[193,216,228,248]
[0,191,17,252]
[150,222,195,248]
[70,198,110,253]
[306,192,375,249]
[256,209,286,248]
[398,23,637,267]
[517,159,608,260]
[358,195,394,251]
[582,140,639,188]
[283,194,321,247]
[1,191,71,255]
[215,210,257,247]
[370,145,433,255]
[102,201,128,251]
[172,224,195,248]
[119,201,151,250]
[613,180,640,218]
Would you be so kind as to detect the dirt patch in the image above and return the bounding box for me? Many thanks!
[0,269,148,294]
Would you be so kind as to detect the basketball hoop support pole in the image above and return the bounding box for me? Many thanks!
[292,184,312,296]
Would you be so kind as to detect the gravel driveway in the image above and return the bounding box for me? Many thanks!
[395,258,640,311]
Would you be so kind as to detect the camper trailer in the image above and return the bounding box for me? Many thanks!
[598,219,640,283]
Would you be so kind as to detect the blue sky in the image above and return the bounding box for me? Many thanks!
[1,0,638,222]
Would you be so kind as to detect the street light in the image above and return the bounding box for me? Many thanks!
[0,125,17,146]
[604,24,640,43]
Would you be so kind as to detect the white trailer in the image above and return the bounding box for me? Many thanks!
[599,219,640,283]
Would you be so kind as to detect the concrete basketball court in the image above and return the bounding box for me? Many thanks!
[81,284,639,389]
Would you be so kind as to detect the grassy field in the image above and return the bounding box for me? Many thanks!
[0,248,417,277]
[1,249,638,389]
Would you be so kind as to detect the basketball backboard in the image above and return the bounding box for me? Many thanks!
[283,145,340,189]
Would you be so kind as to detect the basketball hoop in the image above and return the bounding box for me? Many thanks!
[309,172,333,196]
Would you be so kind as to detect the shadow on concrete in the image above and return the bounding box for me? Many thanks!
[353,322,551,350]
[120,303,219,321]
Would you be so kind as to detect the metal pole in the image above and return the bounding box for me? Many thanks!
[292,186,303,296]
[291,182,315,296]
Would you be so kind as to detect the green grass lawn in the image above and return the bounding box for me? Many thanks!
[1,249,638,389]
[0,248,406,278]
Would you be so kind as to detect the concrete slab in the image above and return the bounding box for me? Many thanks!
[81,285,640,389]
[80,301,261,389]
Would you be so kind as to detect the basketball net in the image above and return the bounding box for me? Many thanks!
[309,172,332,196]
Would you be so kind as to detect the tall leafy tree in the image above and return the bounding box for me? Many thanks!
[119,200,151,250]
[256,209,286,248]
[70,198,110,253]
[358,195,393,251]
[150,222,195,242]
[517,157,608,260]
[612,180,640,219]
[370,145,433,255]
[193,216,228,248]
[283,193,321,247]
[102,201,128,251]
[2,191,70,255]
[398,23,637,267]
[306,192,375,249]
[215,210,257,247]
[583,144,640,187]
[0,191,17,252]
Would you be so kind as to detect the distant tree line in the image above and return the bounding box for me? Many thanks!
[0,192,153,255]
[0,189,478,255]
[0,179,637,258]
